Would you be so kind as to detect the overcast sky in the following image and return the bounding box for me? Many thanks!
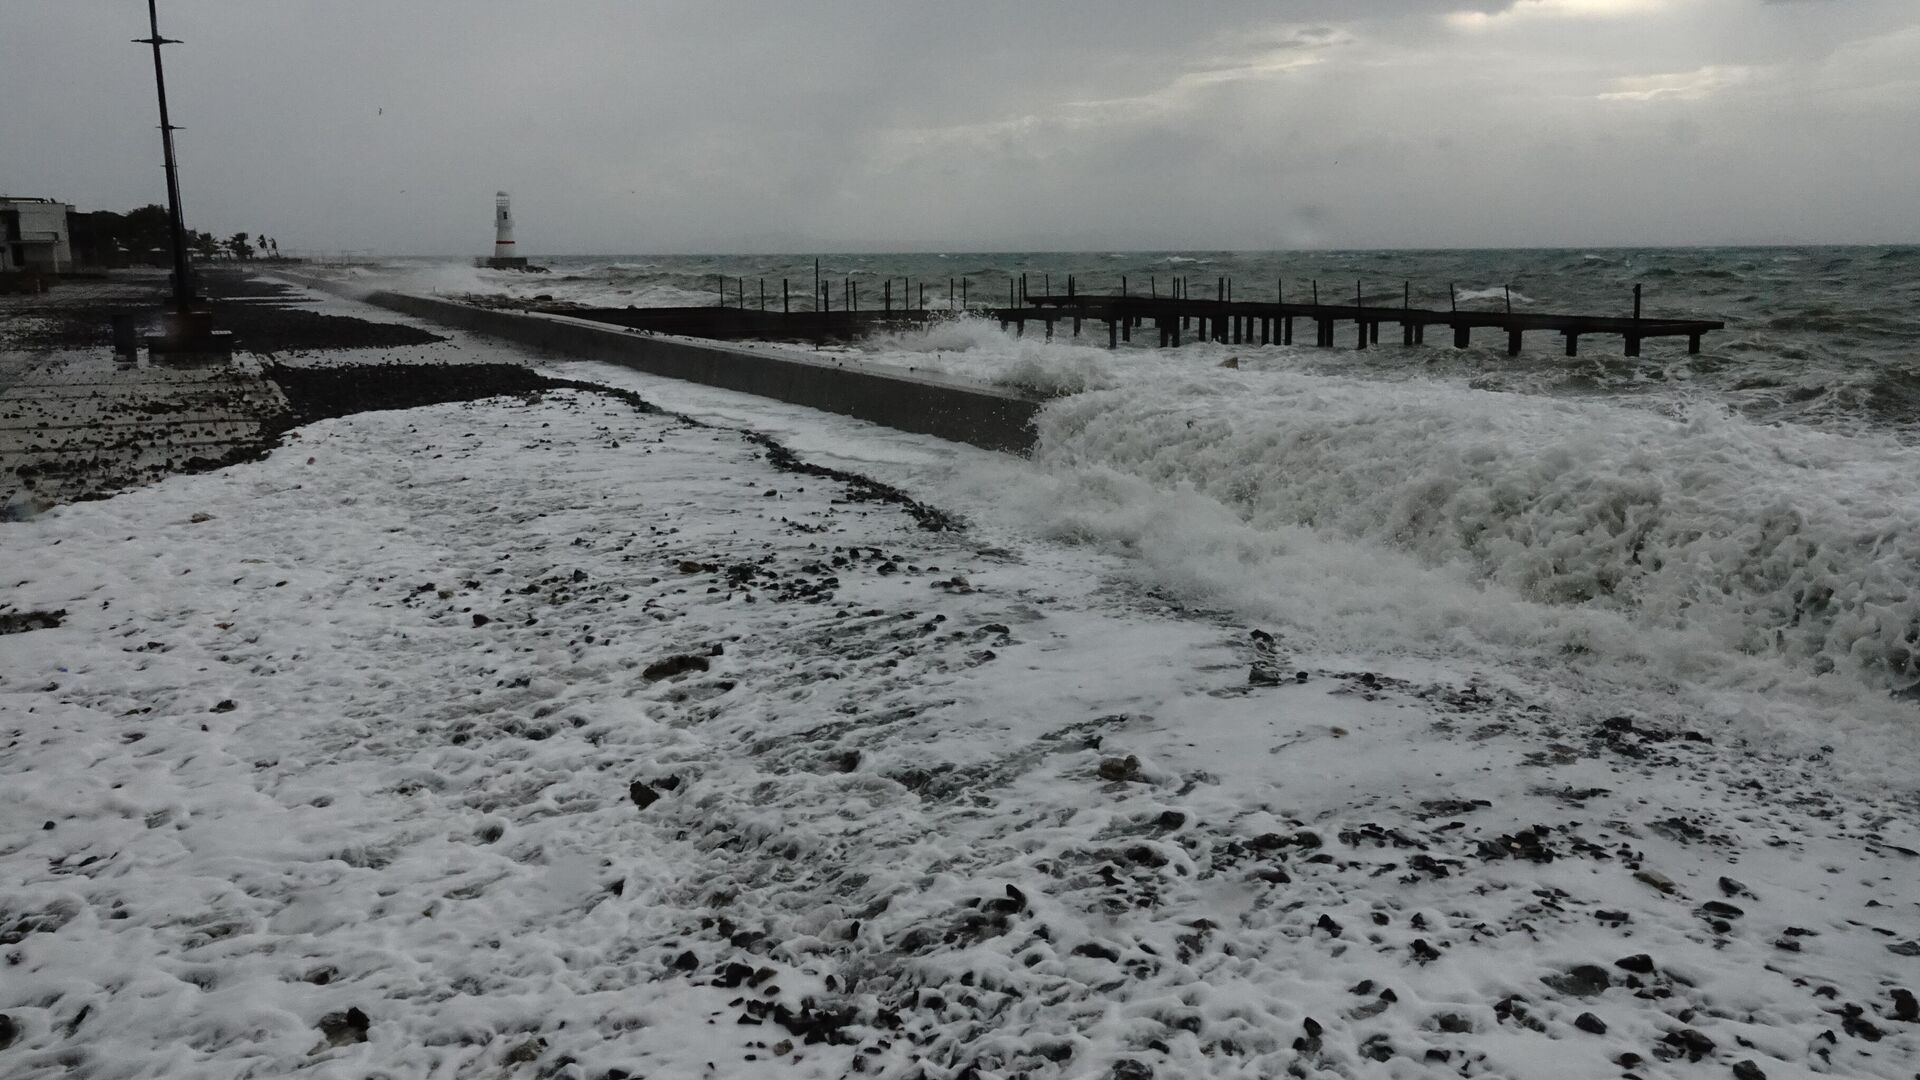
[5,1,1916,253]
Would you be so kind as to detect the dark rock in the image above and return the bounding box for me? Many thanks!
[1542,964,1612,998]
[1615,953,1656,974]
[629,781,661,810]
[1315,913,1343,937]
[642,654,709,681]
[1887,941,1920,957]
[1479,829,1556,863]
[471,613,490,627]
[317,1006,370,1046]
[1097,755,1142,782]
[209,699,237,713]
[0,1013,14,1050]
[1434,1013,1472,1033]
[1891,988,1918,1022]
[1111,1059,1152,1080]
[1616,1052,1643,1068]
[1732,1060,1766,1080]
[1841,1008,1884,1042]
[1419,799,1487,818]
[1663,1028,1715,1061]
[0,610,65,635]
[1697,900,1745,920]
[1291,1018,1323,1054]
[1719,875,1751,897]
[1574,1012,1608,1035]
[1358,1034,1393,1062]
[1245,831,1311,852]
[1071,942,1120,962]
[1157,810,1187,830]
[671,950,699,971]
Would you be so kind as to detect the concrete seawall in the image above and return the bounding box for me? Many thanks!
[272,273,1041,454]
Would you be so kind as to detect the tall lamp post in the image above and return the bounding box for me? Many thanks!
[133,0,228,355]
[136,0,193,315]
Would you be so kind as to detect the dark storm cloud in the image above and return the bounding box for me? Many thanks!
[2,0,1914,252]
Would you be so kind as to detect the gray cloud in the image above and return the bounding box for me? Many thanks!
[2,0,1914,252]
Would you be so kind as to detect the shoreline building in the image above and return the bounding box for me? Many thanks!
[0,196,75,274]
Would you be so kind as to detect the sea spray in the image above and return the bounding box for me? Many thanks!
[1026,370,1920,695]
[854,315,1120,395]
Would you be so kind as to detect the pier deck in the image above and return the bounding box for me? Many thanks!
[1008,292,1724,356]
[526,273,1725,358]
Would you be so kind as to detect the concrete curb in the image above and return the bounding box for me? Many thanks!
[269,272,1041,455]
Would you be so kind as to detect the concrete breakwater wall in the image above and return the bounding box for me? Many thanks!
[270,273,1041,454]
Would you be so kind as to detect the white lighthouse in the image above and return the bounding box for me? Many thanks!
[480,190,531,270]
[493,192,514,258]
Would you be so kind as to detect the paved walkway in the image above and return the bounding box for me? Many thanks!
[0,277,288,515]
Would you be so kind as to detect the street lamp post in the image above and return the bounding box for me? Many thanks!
[136,0,194,316]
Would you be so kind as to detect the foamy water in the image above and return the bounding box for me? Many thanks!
[327,250,1920,719]
[835,314,1920,721]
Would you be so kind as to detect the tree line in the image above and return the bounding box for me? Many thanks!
[69,204,284,265]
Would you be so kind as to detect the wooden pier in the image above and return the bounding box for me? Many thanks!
[536,272,1724,359]
[1007,280,1723,357]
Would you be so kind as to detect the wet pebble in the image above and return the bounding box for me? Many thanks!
[1542,964,1611,997]
[317,1006,369,1047]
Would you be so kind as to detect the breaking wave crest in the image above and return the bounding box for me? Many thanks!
[1018,370,1920,698]
[853,316,1120,395]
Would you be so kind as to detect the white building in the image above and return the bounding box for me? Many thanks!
[0,197,75,273]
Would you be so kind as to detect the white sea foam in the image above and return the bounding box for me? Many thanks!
[1023,373,1920,708]
[851,316,1121,394]
[842,320,1920,729]
[1453,285,1536,304]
